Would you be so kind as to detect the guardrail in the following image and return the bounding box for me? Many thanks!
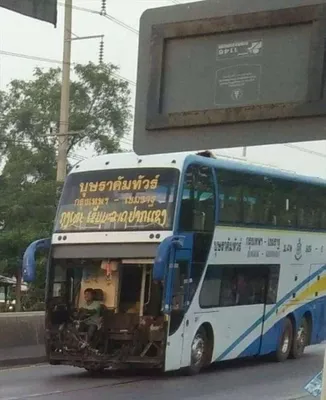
[0,311,46,367]
[0,311,45,318]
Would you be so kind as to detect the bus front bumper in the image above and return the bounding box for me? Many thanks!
[48,352,163,370]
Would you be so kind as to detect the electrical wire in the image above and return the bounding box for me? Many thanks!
[2,137,87,161]
[57,1,139,34]
[0,50,136,86]
[283,143,326,159]
[2,134,132,156]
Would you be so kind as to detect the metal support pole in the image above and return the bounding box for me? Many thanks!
[56,0,72,182]
[139,265,147,317]
[70,34,104,41]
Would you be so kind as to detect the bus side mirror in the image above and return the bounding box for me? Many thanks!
[153,235,185,281]
[22,238,51,282]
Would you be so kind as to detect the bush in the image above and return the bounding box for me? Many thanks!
[21,287,45,311]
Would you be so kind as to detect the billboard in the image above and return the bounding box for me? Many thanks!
[133,0,326,155]
[0,0,57,26]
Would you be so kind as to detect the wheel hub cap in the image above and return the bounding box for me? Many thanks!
[191,335,205,366]
[282,335,289,353]
[297,326,306,347]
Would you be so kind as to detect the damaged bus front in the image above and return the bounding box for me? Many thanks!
[40,237,183,372]
[23,155,183,372]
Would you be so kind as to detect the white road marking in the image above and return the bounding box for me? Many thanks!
[0,364,46,373]
[2,391,63,400]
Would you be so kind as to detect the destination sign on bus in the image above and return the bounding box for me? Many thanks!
[55,168,179,232]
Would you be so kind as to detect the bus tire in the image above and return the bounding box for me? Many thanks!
[290,316,309,359]
[184,326,208,375]
[274,317,293,362]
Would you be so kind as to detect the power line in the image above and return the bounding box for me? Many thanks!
[102,12,138,34]
[0,50,136,86]
[2,134,132,152]
[57,1,139,34]
[283,143,326,159]
[1,137,86,160]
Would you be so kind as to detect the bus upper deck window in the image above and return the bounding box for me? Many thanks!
[179,164,216,232]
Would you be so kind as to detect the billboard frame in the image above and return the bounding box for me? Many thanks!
[146,4,326,131]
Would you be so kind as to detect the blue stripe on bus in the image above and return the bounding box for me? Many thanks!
[216,264,326,361]
[241,295,326,358]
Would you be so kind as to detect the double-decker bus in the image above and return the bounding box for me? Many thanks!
[23,150,326,374]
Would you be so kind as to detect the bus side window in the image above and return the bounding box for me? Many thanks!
[179,164,216,232]
[320,207,326,230]
[297,185,319,229]
[242,175,273,226]
[271,179,297,228]
[217,170,242,224]
[219,268,237,307]
[200,265,277,309]
[199,265,223,308]
[232,266,276,306]
[266,265,280,304]
[189,262,206,303]
[171,261,188,310]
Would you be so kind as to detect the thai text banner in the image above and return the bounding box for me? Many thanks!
[55,167,180,232]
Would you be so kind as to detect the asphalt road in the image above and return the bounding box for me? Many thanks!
[0,345,324,400]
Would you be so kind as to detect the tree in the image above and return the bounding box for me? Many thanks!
[0,62,132,310]
[0,144,58,310]
[1,62,131,157]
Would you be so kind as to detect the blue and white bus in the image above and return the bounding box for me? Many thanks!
[23,150,326,374]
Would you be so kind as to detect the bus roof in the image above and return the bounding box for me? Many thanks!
[70,150,326,187]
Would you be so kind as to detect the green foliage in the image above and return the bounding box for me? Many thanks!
[0,62,131,155]
[21,286,46,311]
[0,144,57,278]
[0,62,131,294]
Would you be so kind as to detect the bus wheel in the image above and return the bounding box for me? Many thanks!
[290,317,309,359]
[185,326,207,375]
[274,318,293,362]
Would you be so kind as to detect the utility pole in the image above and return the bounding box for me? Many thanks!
[56,0,72,182]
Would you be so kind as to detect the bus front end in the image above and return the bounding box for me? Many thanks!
[24,154,182,372]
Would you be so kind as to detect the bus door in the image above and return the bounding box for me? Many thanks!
[164,248,192,371]
[252,265,283,358]
[213,265,270,361]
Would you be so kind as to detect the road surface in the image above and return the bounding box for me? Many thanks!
[0,345,324,400]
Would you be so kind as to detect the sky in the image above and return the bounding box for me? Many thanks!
[1,0,326,179]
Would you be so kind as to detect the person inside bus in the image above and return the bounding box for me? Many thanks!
[235,274,250,305]
[79,288,102,344]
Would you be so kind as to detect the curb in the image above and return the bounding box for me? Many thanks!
[0,356,47,368]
